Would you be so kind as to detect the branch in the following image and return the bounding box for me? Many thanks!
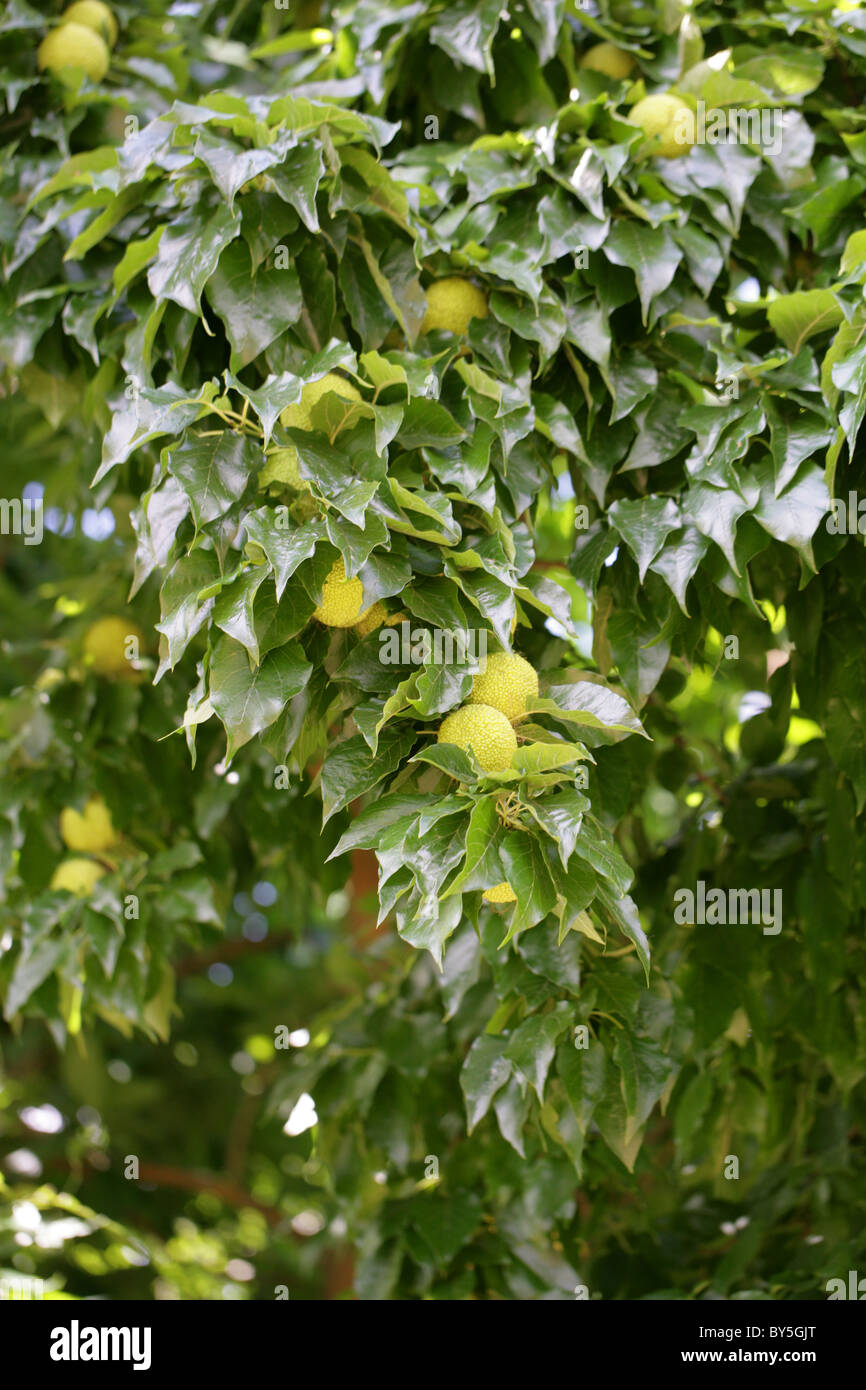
[136,1162,287,1226]
[175,932,296,977]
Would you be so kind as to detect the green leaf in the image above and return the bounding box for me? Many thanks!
[751,460,830,570]
[209,637,312,760]
[411,1192,484,1264]
[609,497,682,582]
[243,509,324,600]
[321,729,419,823]
[167,431,258,531]
[612,1032,676,1134]
[602,222,682,325]
[431,0,505,76]
[268,144,326,232]
[541,682,647,739]
[461,1034,512,1130]
[208,240,302,369]
[5,929,69,1020]
[767,289,842,354]
[504,1007,573,1100]
[148,203,241,314]
[596,885,651,982]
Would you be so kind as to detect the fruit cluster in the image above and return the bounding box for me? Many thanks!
[37,2,118,83]
[51,796,118,897]
[579,40,696,159]
[259,280,487,499]
[276,281,488,625]
[437,653,539,905]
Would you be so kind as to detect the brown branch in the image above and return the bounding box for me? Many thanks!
[349,848,382,947]
[44,1155,289,1230]
[175,932,296,977]
[137,1162,287,1227]
[225,1085,268,1185]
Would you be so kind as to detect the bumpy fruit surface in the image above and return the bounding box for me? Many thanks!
[469,652,539,722]
[38,23,109,80]
[259,446,307,491]
[354,601,387,636]
[60,796,118,853]
[313,559,365,627]
[437,704,517,773]
[51,858,105,896]
[60,1,118,45]
[629,94,695,159]
[83,616,144,677]
[579,43,634,79]
[421,278,488,336]
[483,882,517,904]
[279,373,361,431]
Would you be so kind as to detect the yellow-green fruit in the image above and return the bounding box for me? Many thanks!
[629,94,695,159]
[437,704,517,773]
[279,373,361,431]
[421,278,488,336]
[83,616,144,677]
[259,446,308,491]
[469,652,539,722]
[483,882,517,904]
[59,1,118,46]
[59,796,118,853]
[313,558,365,628]
[50,858,105,897]
[37,23,110,81]
[579,42,634,80]
[354,601,387,636]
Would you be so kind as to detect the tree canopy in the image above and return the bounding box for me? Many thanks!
[1,0,865,1302]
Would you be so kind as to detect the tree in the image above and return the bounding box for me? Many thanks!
[1,0,864,1302]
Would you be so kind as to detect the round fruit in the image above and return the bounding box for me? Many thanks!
[313,558,366,628]
[483,882,517,904]
[468,651,539,722]
[83,616,145,678]
[579,42,634,80]
[59,1,118,46]
[421,278,488,336]
[739,711,785,765]
[658,668,687,701]
[629,94,695,159]
[354,601,387,636]
[279,373,361,431]
[59,796,118,853]
[50,858,105,897]
[37,23,110,81]
[259,446,307,491]
[437,704,518,773]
